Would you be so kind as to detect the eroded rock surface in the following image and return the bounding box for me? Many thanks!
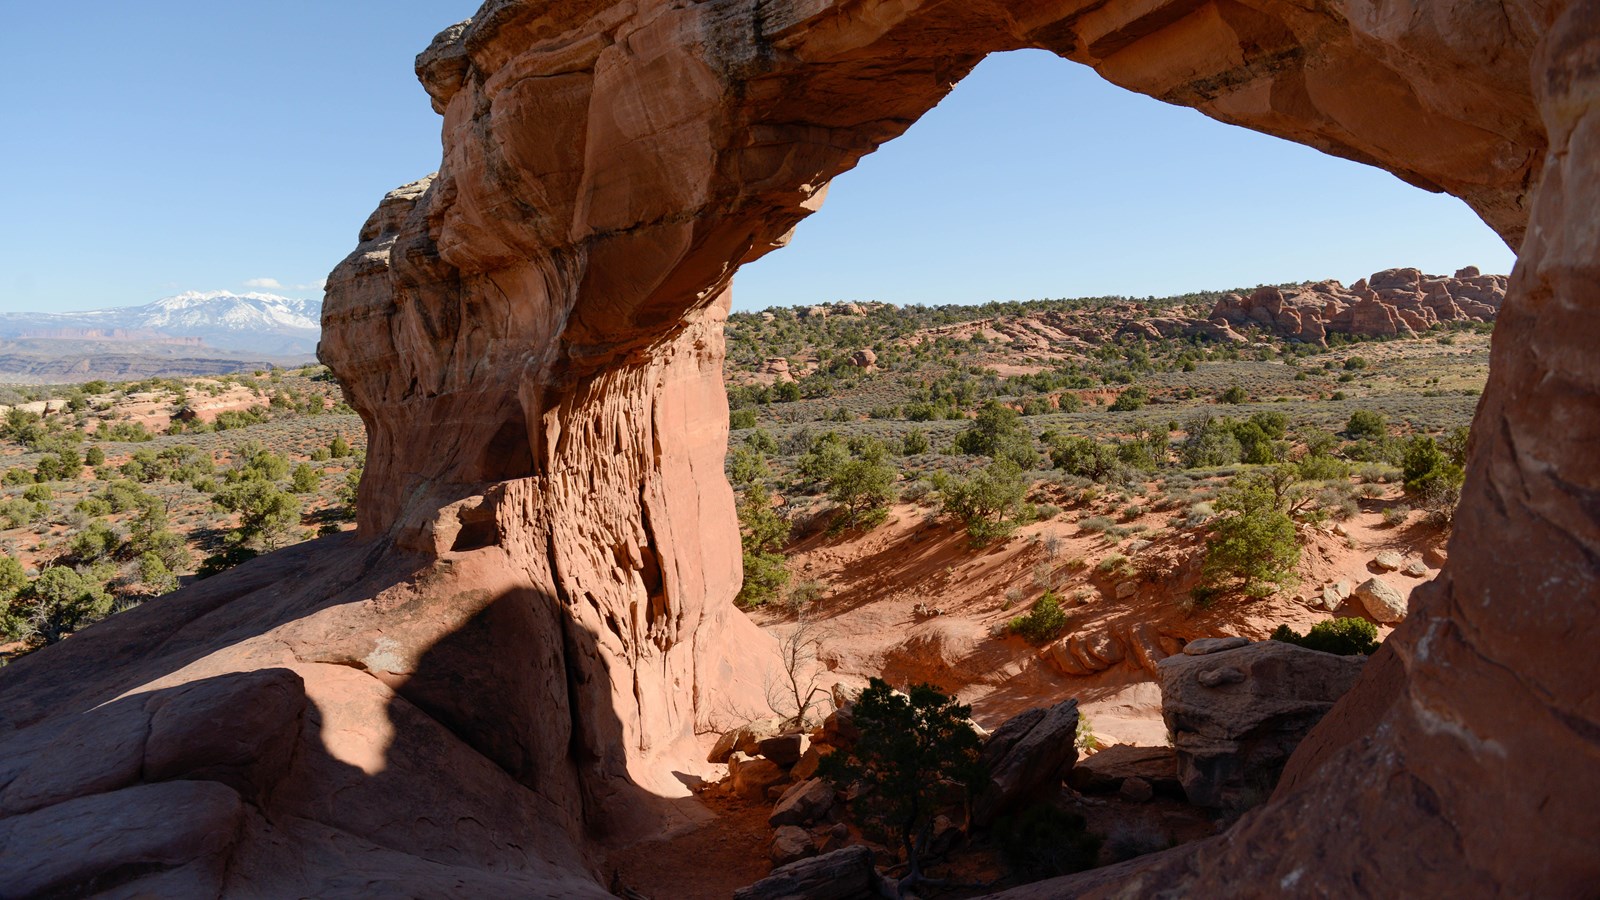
[2,0,1596,895]
[1210,268,1507,344]
[1159,641,1365,810]
[973,698,1080,825]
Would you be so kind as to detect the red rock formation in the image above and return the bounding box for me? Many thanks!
[1209,268,1508,344]
[1,0,1594,896]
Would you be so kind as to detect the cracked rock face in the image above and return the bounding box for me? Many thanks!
[1,0,1596,895]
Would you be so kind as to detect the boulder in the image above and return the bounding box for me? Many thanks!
[771,825,818,865]
[770,778,836,827]
[1183,636,1249,656]
[792,743,832,781]
[730,752,789,801]
[758,732,811,768]
[733,845,876,900]
[1372,551,1404,572]
[709,718,783,764]
[1068,745,1181,795]
[1118,777,1154,803]
[1355,577,1409,623]
[1404,560,1429,577]
[821,706,860,747]
[972,698,1079,825]
[1158,641,1365,810]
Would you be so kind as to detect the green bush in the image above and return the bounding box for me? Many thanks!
[1271,617,1379,655]
[1108,387,1147,412]
[817,679,984,886]
[138,552,179,595]
[735,482,790,608]
[69,520,121,562]
[939,458,1029,544]
[289,463,321,494]
[954,400,1038,468]
[26,566,114,644]
[1047,434,1124,483]
[1201,472,1300,596]
[825,438,896,529]
[1345,409,1386,440]
[1401,434,1465,523]
[1218,385,1249,404]
[1008,592,1068,643]
[213,479,301,550]
[727,445,770,488]
[729,408,758,430]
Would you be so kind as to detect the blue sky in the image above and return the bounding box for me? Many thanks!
[1,6,1512,314]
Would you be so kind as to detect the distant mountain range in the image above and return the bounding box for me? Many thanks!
[0,292,322,383]
[0,291,323,356]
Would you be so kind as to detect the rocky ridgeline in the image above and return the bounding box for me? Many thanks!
[1205,267,1506,345]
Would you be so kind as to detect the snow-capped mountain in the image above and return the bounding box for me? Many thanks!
[0,291,323,356]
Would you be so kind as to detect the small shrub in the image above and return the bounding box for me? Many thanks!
[1200,472,1300,596]
[1095,554,1132,577]
[1008,592,1068,643]
[1346,409,1386,440]
[1271,617,1379,655]
[1108,387,1147,412]
[1078,516,1114,534]
[817,679,984,889]
[785,579,826,611]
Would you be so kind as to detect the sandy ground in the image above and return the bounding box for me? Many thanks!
[750,488,1442,747]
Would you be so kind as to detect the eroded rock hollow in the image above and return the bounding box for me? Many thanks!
[0,0,1594,895]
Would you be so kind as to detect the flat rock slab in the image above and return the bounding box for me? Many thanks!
[1070,744,1181,795]
[0,780,244,898]
[974,698,1079,825]
[1159,641,1365,809]
[770,777,835,827]
[1183,637,1249,656]
[734,845,875,900]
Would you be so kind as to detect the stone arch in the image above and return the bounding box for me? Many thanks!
[311,0,1597,893]
[0,1,1589,896]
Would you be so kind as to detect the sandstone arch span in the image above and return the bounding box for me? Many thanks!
[0,0,1594,896]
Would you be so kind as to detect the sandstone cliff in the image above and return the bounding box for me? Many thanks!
[1,0,1595,896]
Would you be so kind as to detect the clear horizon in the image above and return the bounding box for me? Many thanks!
[2,6,1514,315]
